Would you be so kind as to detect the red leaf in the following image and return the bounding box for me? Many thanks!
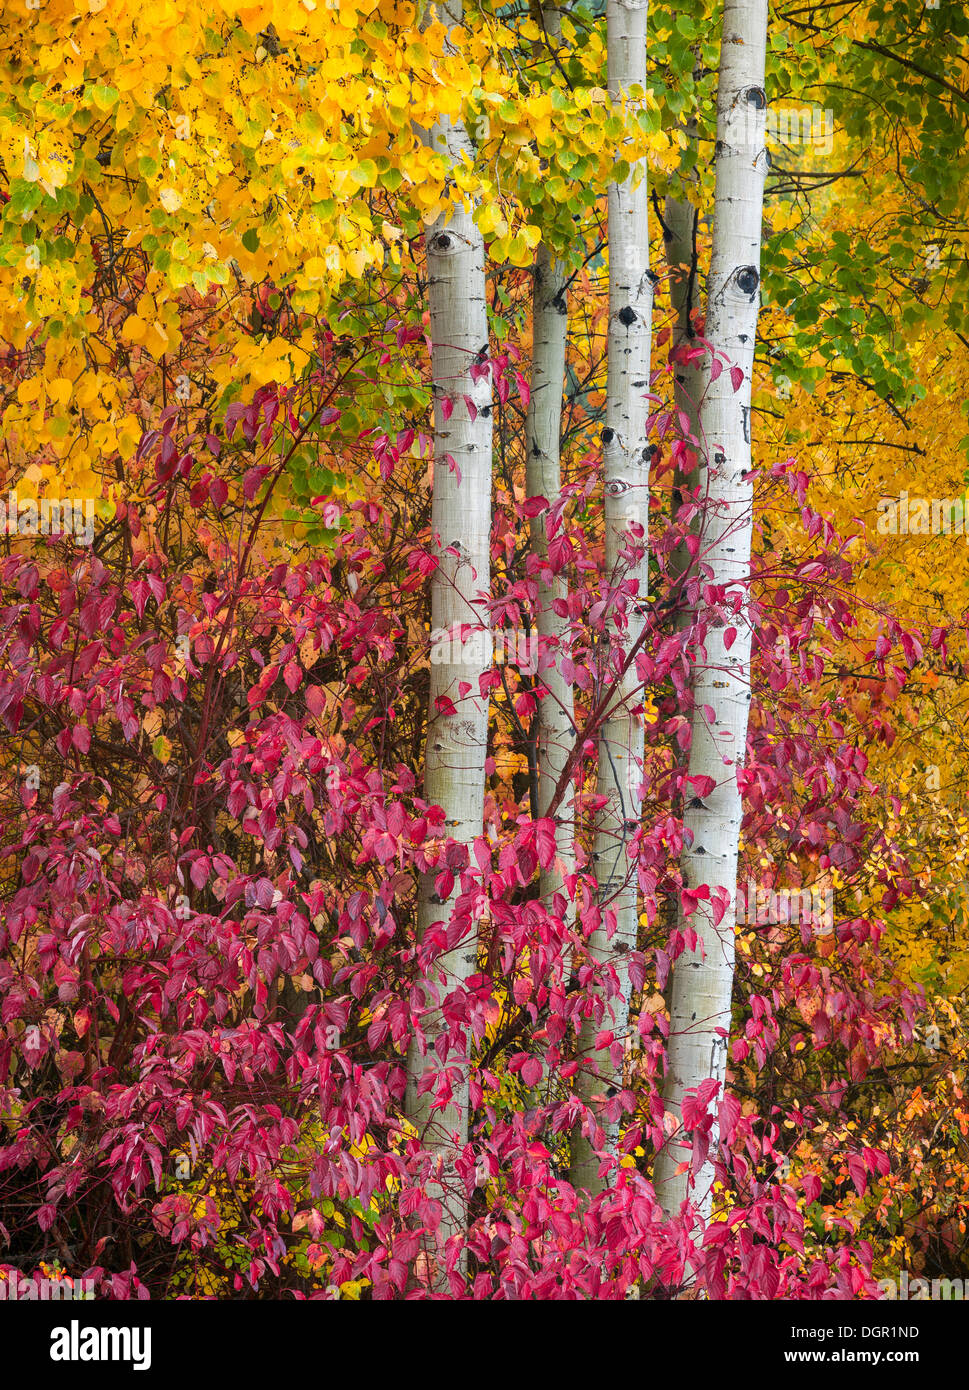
[718,1093,741,1143]
[535,818,556,870]
[847,1153,867,1196]
[521,1057,542,1087]
[688,774,716,797]
[681,884,710,917]
[131,580,149,619]
[655,948,670,989]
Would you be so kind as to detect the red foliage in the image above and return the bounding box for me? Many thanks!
[0,373,928,1299]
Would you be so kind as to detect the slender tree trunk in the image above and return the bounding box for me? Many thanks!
[405,0,493,1269]
[654,185,702,1014]
[527,4,574,918]
[570,0,652,1194]
[662,144,703,875]
[663,142,704,615]
[654,0,769,1225]
[527,238,574,912]
[666,190,701,453]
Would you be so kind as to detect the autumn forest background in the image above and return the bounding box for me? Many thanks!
[0,0,968,1302]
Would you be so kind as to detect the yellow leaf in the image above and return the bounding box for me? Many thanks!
[143,709,163,738]
[477,203,505,238]
[152,735,172,765]
[345,246,368,278]
[122,314,147,343]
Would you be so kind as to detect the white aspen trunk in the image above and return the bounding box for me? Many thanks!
[656,188,701,983]
[570,0,652,1195]
[654,0,769,1226]
[526,237,574,911]
[653,126,703,976]
[405,0,492,1269]
[526,5,574,915]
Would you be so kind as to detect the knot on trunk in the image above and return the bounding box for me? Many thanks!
[735,265,760,296]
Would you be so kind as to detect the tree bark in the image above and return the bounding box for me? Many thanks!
[527,3,574,915]
[405,0,493,1269]
[526,237,574,913]
[654,0,769,1225]
[663,144,704,616]
[570,0,652,1195]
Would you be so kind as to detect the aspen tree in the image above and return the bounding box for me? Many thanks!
[654,0,769,1223]
[570,0,653,1193]
[663,133,705,613]
[526,3,575,918]
[405,0,493,1261]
